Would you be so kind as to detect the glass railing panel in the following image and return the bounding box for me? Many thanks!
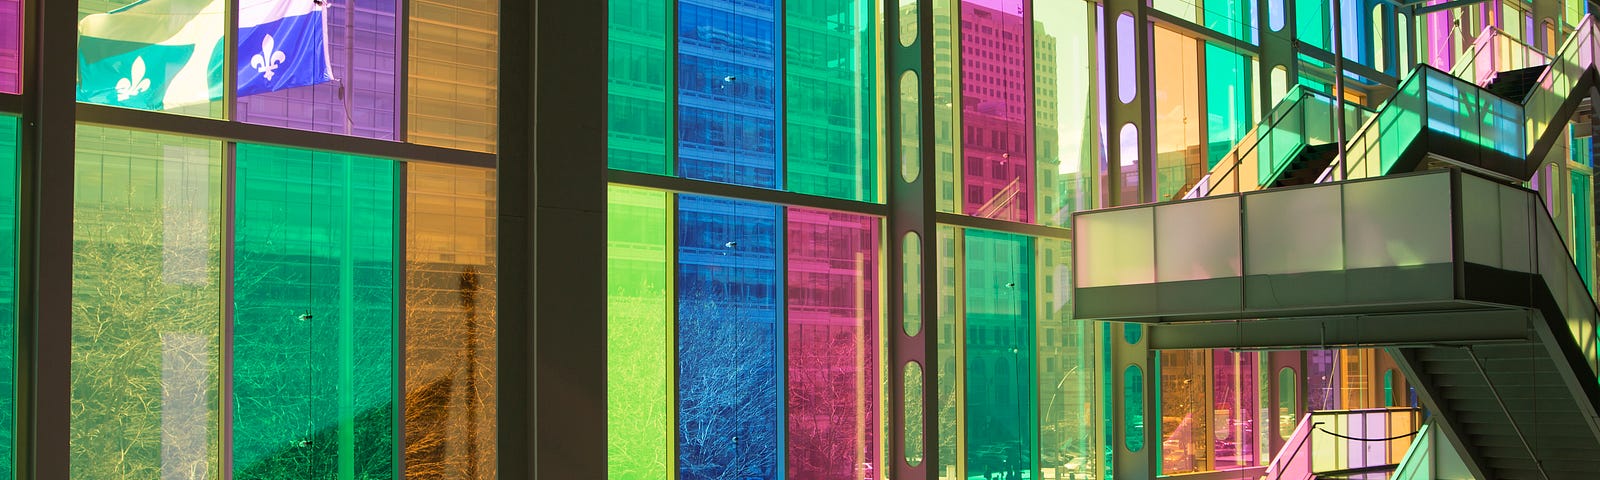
[1538,215,1571,314]
[1245,186,1344,276]
[1524,20,1594,156]
[1075,206,1154,288]
[1422,69,1483,146]
[1258,94,1310,186]
[1461,174,1505,267]
[1499,185,1537,273]
[1480,89,1526,158]
[1154,197,1241,282]
[1342,173,1453,269]
[1390,422,1433,480]
[1263,414,1312,480]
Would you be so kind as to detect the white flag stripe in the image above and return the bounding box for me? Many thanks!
[239,0,323,29]
[161,0,224,108]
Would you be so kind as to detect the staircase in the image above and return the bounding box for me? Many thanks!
[1271,143,1339,188]
[1393,344,1600,479]
[1485,66,1549,103]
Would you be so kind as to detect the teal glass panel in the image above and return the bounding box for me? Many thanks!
[1206,44,1253,169]
[1124,365,1144,452]
[1205,0,1258,44]
[1573,171,1593,291]
[787,0,878,201]
[233,144,398,478]
[0,116,14,479]
[77,0,225,117]
[608,0,672,174]
[1294,0,1328,49]
[963,230,1037,478]
[71,125,223,478]
[1124,324,1142,344]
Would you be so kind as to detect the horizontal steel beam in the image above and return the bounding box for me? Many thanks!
[76,103,497,168]
[611,169,892,217]
[1147,309,1536,350]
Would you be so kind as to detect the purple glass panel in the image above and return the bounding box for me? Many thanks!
[1212,350,1259,469]
[785,207,880,479]
[1307,350,1339,410]
[237,0,399,140]
[0,0,17,94]
[961,0,1034,223]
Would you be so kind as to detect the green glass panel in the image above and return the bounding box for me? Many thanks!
[936,225,959,480]
[1124,365,1144,452]
[1206,44,1253,169]
[787,0,878,201]
[1384,370,1395,407]
[606,185,672,478]
[901,71,922,185]
[934,0,958,214]
[905,361,925,466]
[1277,367,1296,440]
[77,0,225,117]
[1573,171,1593,291]
[0,116,14,479]
[71,125,223,479]
[1037,237,1095,477]
[233,144,398,478]
[607,0,672,174]
[963,229,1037,478]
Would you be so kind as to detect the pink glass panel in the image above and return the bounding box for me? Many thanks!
[960,0,1034,222]
[1212,350,1259,469]
[0,0,17,93]
[236,0,399,139]
[785,207,880,479]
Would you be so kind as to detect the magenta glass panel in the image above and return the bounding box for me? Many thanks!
[960,0,1034,223]
[0,0,16,94]
[1425,1,1453,69]
[785,207,880,479]
[237,0,399,139]
[1212,350,1259,469]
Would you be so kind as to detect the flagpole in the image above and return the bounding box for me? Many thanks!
[344,0,355,135]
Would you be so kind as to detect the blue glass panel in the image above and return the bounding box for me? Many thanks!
[677,0,781,189]
[676,194,782,480]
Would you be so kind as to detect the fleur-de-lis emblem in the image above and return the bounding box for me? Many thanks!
[250,35,288,80]
[115,56,151,101]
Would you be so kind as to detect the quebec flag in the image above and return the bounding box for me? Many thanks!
[237,0,334,97]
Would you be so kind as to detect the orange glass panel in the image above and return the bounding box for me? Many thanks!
[404,163,497,477]
[409,0,499,152]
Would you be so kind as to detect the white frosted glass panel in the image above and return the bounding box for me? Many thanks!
[1343,174,1453,269]
[1539,219,1570,313]
[1247,187,1343,275]
[1156,197,1242,282]
[1500,187,1534,273]
[1461,175,1502,267]
[1077,207,1154,287]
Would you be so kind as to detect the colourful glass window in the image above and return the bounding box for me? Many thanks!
[963,229,1036,478]
[936,225,959,479]
[1295,0,1328,49]
[786,0,878,202]
[71,125,223,478]
[1124,365,1144,452]
[785,207,880,477]
[675,194,781,480]
[933,0,960,214]
[409,0,499,152]
[406,163,497,477]
[1205,44,1252,169]
[1573,170,1593,291]
[238,0,400,140]
[961,0,1034,223]
[1036,0,1095,226]
[232,144,398,478]
[0,0,17,94]
[607,185,673,478]
[77,0,226,117]
[677,0,780,189]
[608,0,673,175]
[1154,26,1204,201]
[1277,367,1297,440]
[0,116,13,478]
[1211,350,1259,469]
[1037,237,1095,477]
[1159,350,1209,474]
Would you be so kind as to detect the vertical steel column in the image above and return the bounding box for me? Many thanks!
[1259,0,1301,115]
[887,0,939,479]
[497,0,608,477]
[19,0,75,477]
[1109,323,1153,478]
[1102,0,1155,206]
